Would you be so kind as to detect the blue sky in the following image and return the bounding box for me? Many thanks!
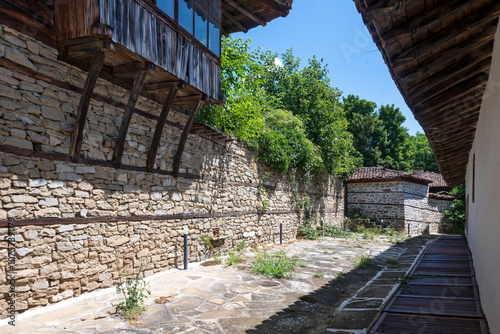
[233,0,424,135]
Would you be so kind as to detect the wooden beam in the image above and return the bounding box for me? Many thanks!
[417,89,484,122]
[173,97,208,177]
[173,95,203,105]
[397,26,497,81]
[113,66,153,167]
[112,62,146,78]
[144,81,182,93]
[405,46,493,95]
[379,0,473,46]
[391,2,500,69]
[146,84,181,171]
[70,49,107,162]
[66,39,115,58]
[413,59,491,106]
[421,102,481,128]
[225,0,266,26]
[415,73,488,116]
[222,8,248,33]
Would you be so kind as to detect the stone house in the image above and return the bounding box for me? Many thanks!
[0,0,348,318]
[346,167,453,235]
[355,0,500,331]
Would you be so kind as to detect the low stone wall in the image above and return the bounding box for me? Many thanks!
[346,180,452,234]
[0,24,345,316]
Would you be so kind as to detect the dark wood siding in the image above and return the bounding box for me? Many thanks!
[0,0,55,46]
[54,0,99,41]
[54,0,221,100]
[99,0,221,99]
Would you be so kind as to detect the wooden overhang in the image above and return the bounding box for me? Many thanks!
[222,0,293,34]
[29,0,292,176]
[354,0,500,187]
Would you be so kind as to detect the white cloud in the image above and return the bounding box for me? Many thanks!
[274,57,284,68]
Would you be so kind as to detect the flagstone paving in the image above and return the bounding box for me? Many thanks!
[0,233,437,333]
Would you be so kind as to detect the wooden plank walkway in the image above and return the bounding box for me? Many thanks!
[369,235,489,334]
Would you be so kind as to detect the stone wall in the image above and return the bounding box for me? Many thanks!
[0,24,345,316]
[346,180,452,234]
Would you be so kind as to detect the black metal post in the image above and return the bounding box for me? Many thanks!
[280,222,283,244]
[183,232,188,270]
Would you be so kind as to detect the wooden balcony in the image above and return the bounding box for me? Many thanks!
[55,0,221,102]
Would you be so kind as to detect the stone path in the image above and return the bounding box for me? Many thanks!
[0,233,437,333]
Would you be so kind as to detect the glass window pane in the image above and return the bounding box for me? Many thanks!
[195,3,208,46]
[157,0,174,18]
[209,0,221,22]
[209,17,220,57]
[179,0,194,34]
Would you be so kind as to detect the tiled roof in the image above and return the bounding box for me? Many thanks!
[429,192,455,200]
[423,172,451,189]
[347,167,433,184]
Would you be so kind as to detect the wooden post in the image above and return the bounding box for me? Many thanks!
[172,97,207,177]
[70,49,107,162]
[146,82,184,171]
[113,65,154,167]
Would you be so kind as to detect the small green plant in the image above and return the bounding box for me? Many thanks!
[335,271,349,280]
[355,255,372,269]
[227,251,245,265]
[251,250,297,279]
[313,273,324,278]
[212,254,223,264]
[347,207,368,220]
[386,259,399,265]
[236,241,247,252]
[201,235,214,252]
[297,261,307,267]
[114,257,151,320]
[288,305,299,312]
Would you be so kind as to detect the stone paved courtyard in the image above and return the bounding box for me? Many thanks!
[0,233,436,333]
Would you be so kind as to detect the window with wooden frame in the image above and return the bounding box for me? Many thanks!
[152,0,221,57]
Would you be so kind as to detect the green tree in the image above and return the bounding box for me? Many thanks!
[198,37,358,177]
[443,184,466,234]
[408,132,439,172]
[343,95,382,167]
[377,104,412,171]
[260,49,359,175]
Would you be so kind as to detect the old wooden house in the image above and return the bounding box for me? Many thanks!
[355,0,500,332]
[0,0,352,318]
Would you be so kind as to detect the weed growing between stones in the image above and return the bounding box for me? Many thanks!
[299,219,352,240]
[114,257,151,321]
[251,250,297,279]
[355,255,372,269]
[227,251,245,265]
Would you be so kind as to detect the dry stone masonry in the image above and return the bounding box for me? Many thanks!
[347,180,452,234]
[0,24,345,316]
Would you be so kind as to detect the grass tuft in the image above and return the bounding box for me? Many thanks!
[355,255,372,269]
[251,250,297,279]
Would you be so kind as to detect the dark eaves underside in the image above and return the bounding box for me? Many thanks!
[354,0,500,187]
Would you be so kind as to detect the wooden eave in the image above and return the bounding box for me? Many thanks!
[221,0,293,34]
[354,0,500,187]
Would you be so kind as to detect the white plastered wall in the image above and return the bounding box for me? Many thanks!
[465,21,500,334]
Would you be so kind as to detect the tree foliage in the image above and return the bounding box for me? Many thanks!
[342,94,438,173]
[198,37,358,176]
[443,184,466,234]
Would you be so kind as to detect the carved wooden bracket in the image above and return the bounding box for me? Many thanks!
[70,48,107,162]
[113,63,155,167]
[172,95,208,177]
[146,81,186,171]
